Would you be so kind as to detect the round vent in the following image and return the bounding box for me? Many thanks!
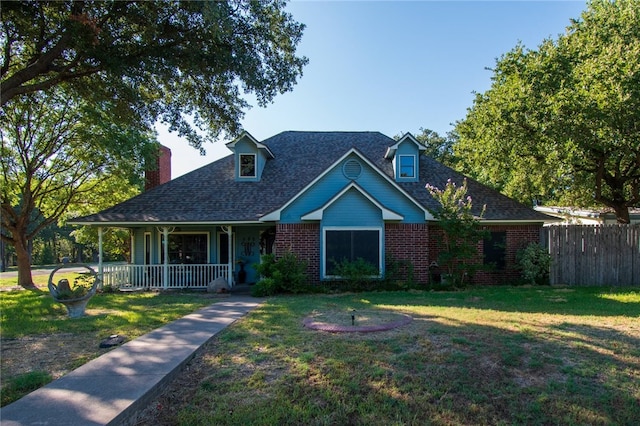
[342,159,362,180]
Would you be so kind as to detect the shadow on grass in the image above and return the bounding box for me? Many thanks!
[149,290,640,426]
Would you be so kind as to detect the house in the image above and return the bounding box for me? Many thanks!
[70,131,554,289]
[534,205,640,225]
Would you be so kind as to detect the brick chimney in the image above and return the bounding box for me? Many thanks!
[145,145,172,191]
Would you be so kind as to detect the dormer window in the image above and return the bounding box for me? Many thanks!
[239,154,256,177]
[399,155,415,178]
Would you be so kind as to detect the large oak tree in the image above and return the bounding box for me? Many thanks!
[1,0,307,149]
[454,0,639,223]
[1,1,307,288]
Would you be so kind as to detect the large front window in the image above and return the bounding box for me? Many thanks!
[324,228,381,277]
[161,233,209,264]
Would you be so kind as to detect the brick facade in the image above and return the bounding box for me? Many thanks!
[385,223,430,284]
[429,224,541,285]
[274,223,541,287]
[275,223,321,285]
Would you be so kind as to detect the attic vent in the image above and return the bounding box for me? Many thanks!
[343,159,362,180]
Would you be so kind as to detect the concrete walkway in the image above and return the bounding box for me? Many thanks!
[1,295,261,426]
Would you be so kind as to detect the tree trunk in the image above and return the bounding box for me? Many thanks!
[613,204,630,224]
[0,238,6,272]
[14,237,37,290]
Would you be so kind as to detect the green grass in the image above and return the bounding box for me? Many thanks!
[0,290,216,338]
[0,271,85,290]
[0,289,217,405]
[0,371,52,407]
[149,286,640,426]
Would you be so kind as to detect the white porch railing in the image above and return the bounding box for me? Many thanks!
[101,264,231,290]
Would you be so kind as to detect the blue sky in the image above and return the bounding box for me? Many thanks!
[160,0,588,178]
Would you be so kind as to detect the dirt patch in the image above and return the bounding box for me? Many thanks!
[303,309,412,332]
[1,332,119,386]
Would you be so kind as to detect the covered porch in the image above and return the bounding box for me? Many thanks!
[90,224,276,290]
[100,263,231,290]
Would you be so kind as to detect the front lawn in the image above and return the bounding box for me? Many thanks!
[0,289,216,406]
[138,286,640,426]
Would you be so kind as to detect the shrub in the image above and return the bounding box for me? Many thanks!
[53,273,95,300]
[331,257,379,291]
[383,256,417,290]
[254,252,308,294]
[251,277,277,297]
[516,243,551,285]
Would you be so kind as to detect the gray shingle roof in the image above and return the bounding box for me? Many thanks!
[73,131,552,224]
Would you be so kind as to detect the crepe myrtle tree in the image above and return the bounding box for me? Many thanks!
[427,179,487,287]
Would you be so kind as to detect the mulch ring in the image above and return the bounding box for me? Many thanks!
[303,310,412,333]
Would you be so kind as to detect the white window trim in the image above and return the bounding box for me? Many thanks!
[398,154,416,178]
[239,153,257,178]
[322,226,383,279]
[159,231,211,264]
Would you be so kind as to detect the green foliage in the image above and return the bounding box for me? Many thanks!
[34,243,56,265]
[454,0,640,223]
[412,127,458,167]
[1,371,52,406]
[1,1,308,149]
[427,179,487,287]
[53,273,95,300]
[254,252,309,294]
[251,277,277,297]
[1,87,155,288]
[331,257,380,291]
[516,243,551,285]
[383,256,418,290]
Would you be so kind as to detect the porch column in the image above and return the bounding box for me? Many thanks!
[162,227,169,290]
[98,227,103,289]
[227,225,233,287]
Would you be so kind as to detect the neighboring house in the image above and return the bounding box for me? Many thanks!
[71,131,554,289]
[534,205,640,225]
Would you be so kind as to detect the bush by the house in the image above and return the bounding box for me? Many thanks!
[516,243,551,285]
[253,252,309,296]
[330,257,379,291]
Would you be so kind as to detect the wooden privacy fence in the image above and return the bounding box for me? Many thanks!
[541,225,640,286]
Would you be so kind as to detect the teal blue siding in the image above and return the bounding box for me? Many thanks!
[132,229,145,264]
[320,190,385,279]
[280,154,425,224]
[322,188,382,227]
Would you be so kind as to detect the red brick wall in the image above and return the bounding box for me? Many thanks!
[274,223,541,287]
[145,145,172,191]
[275,223,320,285]
[429,224,541,285]
[385,223,430,283]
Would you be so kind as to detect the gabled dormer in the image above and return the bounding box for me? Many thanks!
[225,132,274,181]
[384,133,424,183]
